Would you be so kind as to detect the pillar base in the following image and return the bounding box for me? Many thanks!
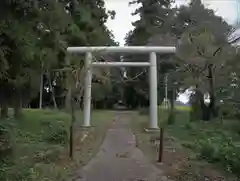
[144,128,160,133]
[80,125,92,129]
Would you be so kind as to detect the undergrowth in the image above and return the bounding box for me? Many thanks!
[0,109,71,181]
[136,106,240,177]
[166,110,240,177]
[0,109,115,181]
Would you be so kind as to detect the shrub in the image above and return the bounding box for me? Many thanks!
[34,146,63,163]
[190,104,202,122]
[0,160,36,181]
[167,111,175,125]
[184,123,193,130]
[198,139,216,162]
[43,120,68,144]
[196,137,240,175]
[0,121,15,161]
[219,103,238,119]
[46,130,68,144]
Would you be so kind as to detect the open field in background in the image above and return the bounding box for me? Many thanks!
[159,105,192,111]
[0,109,115,181]
[131,106,240,180]
[139,105,192,116]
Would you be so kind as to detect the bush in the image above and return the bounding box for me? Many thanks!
[219,103,239,119]
[196,136,240,175]
[0,159,37,181]
[198,139,216,162]
[227,121,240,135]
[46,130,68,144]
[167,110,176,125]
[34,146,63,163]
[0,121,15,161]
[190,104,202,122]
[184,123,193,130]
[166,108,240,176]
[42,120,68,144]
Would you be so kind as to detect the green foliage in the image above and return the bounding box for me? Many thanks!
[124,0,176,107]
[190,102,202,122]
[0,109,116,181]
[0,109,71,181]
[129,0,240,177]
[166,109,240,176]
[167,110,175,125]
[218,103,238,119]
[197,136,240,174]
[42,120,68,144]
[34,145,64,164]
[0,0,117,115]
[0,120,15,160]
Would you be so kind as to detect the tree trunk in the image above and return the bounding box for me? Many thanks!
[195,89,210,121]
[0,83,9,119]
[65,57,71,111]
[47,70,58,109]
[39,69,44,109]
[190,86,207,121]
[14,90,23,119]
[168,88,175,125]
[0,102,8,119]
[69,92,76,159]
[208,64,217,119]
[65,89,71,111]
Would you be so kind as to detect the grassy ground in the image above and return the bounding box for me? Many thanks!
[0,109,115,181]
[131,107,240,180]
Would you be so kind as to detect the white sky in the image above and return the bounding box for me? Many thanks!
[105,0,239,46]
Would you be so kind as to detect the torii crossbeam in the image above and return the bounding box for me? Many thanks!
[67,46,176,129]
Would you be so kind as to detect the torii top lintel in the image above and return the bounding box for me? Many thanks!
[67,46,176,54]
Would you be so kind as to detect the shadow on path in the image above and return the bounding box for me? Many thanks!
[71,112,171,181]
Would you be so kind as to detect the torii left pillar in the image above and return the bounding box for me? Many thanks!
[83,52,92,127]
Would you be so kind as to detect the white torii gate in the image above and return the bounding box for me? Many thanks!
[67,46,176,129]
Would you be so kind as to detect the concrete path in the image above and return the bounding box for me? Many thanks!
[71,112,170,181]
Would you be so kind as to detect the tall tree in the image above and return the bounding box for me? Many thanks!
[124,0,176,107]
[174,0,234,120]
[0,0,117,118]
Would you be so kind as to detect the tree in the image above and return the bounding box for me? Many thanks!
[124,0,176,108]
[0,0,118,119]
[174,0,236,120]
[0,1,40,118]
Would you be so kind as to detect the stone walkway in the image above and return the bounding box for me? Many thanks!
[71,112,171,181]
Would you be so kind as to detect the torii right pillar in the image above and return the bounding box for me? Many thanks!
[149,52,159,129]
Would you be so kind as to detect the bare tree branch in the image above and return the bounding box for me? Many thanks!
[212,36,240,57]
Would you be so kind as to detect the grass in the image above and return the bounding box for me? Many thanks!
[131,107,189,162]
[131,106,240,180]
[160,105,192,112]
[0,109,115,181]
[165,114,240,177]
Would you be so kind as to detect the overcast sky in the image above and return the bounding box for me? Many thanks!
[105,0,240,45]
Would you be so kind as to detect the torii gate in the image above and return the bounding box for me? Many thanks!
[67,46,176,129]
